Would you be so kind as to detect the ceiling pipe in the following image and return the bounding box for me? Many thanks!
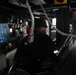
[26,0,35,43]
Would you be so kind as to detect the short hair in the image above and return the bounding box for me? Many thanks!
[28,18,47,28]
[35,18,47,28]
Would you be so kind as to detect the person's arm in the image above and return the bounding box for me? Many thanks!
[13,36,28,61]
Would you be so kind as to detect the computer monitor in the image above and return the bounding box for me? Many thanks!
[0,23,9,46]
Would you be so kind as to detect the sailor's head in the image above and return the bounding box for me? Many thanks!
[35,18,47,34]
[28,18,47,34]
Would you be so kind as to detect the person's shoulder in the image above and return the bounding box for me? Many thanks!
[21,35,29,42]
[45,35,55,44]
[45,34,52,40]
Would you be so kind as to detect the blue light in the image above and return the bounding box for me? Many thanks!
[0,23,7,44]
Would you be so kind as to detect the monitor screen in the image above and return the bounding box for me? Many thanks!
[0,23,9,45]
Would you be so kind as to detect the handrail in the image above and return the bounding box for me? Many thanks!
[8,60,18,75]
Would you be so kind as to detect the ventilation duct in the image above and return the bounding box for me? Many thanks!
[30,0,46,5]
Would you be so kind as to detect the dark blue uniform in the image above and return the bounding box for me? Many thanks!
[14,33,55,74]
[14,18,55,74]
